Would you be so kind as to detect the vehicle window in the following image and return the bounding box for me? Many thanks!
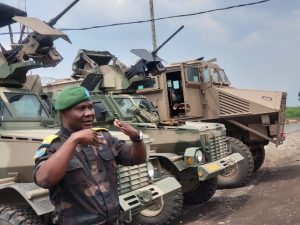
[5,93,50,119]
[186,67,200,82]
[202,67,210,83]
[113,97,135,117]
[210,68,222,83]
[0,98,12,120]
[136,78,156,90]
[133,98,156,112]
[173,80,180,89]
[218,70,231,85]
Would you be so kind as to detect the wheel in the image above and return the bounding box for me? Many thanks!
[0,204,45,225]
[183,177,218,204]
[250,144,266,172]
[132,168,183,225]
[218,137,254,188]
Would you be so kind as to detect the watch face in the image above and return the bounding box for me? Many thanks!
[131,131,143,142]
[139,131,143,140]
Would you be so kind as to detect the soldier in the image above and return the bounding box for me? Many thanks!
[33,86,146,225]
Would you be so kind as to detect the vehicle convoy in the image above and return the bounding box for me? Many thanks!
[43,41,245,224]
[0,2,182,225]
[61,26,285,188]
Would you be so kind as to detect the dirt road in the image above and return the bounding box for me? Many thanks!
[176,123,300,225]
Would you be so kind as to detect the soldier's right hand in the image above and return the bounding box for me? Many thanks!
[71,129,105,146]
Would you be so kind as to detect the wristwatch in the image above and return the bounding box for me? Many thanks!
[131,131,143,142]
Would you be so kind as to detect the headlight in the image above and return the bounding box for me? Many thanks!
[184,147,205,165]
[147,162,155,179]
[195,150,203,163]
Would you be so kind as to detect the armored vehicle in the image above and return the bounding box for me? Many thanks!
[0,2,181,224]
[44,45,244,225]
[134,58,286,188]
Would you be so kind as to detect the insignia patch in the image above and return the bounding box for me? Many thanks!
[34,147,47,160]
[42,134,58,145]
[84,89,91,98]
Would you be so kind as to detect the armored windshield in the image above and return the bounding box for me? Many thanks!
[218,69,230,85]
[210,67,230,85]
[114,97,135,117]
[4,93,50,119]
[113,96,156,117]
[132,97,156,112]
[113,96,159,123]
[184,65,229,85]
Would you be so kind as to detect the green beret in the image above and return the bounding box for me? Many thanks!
[55,86,91,111]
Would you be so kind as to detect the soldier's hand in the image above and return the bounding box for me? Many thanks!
[114,119,139,139]
[71,129,106,146]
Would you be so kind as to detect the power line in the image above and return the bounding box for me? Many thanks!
[0,0,271,35]
[60,0,271,31]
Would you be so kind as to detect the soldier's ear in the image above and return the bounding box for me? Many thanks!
[60,110,67,119]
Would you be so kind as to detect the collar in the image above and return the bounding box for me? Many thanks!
[59,126,74,139]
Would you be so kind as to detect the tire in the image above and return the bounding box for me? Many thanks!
[250,144,266,172]
[183,177,218,204]
[132,168,183,225]
[0,204,45,225]
[218,137,254,189]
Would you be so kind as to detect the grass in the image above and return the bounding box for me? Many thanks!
[285,107,300,118]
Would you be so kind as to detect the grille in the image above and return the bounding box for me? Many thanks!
[117,163,151,195]
[219,92,250,115]
[279,92,287,126]
[206,132,229,162]
[276,92,287,145]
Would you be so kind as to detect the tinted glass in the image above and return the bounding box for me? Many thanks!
[186,67,200,82]
[5,93,50,119]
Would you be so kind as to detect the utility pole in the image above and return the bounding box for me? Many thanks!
[149,0,157,50]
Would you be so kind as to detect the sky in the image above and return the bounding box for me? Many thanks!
[0,0,299,106]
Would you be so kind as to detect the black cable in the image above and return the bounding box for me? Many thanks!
[60,0,271,31]
[0,0,271,35]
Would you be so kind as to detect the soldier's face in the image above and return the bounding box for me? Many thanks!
[62,101,95,131]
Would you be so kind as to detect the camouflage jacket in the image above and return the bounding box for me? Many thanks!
[34,127,133,225]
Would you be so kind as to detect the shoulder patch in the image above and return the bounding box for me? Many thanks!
[92,127,108,132]
[34,146,48,160]
[42,134,59,145]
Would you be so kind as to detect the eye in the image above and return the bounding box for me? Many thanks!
[75,106,85,111]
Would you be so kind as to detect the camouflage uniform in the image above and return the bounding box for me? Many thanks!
[34,127,134,225]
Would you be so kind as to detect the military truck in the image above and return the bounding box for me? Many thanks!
[44,45,244,225]
[0,2,182,225]
[133,57,287,188]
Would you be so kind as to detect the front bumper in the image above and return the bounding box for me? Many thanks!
[119,177,181,215]
[198,153,244,181]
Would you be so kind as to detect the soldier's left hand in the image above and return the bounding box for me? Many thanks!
[114,119,139,139]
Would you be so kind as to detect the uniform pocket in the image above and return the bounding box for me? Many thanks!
[64,158,86,186]
[99,148,114,160]
[99,148,118,175]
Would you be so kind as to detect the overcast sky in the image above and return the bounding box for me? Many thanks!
[1,0,299,106]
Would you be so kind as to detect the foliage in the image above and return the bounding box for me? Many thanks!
[285,107,300,118]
